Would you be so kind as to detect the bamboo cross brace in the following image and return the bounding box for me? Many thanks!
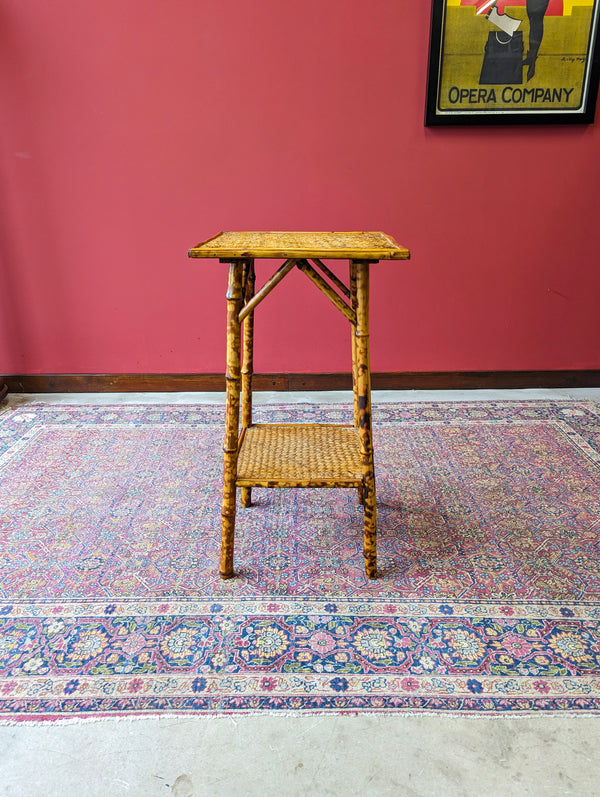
[238,259,296,323]
[310,258,351,299]
[296,260,356,324]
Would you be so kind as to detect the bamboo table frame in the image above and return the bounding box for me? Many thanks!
[188,232,410,580]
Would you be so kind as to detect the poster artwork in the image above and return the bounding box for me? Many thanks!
[427,0,600,122]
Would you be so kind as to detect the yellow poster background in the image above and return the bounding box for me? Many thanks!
[437,1,597,113]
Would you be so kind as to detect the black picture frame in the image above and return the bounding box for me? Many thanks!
[425,0,600,125]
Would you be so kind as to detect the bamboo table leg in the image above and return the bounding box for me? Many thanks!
[241,260,255,509]
[354,260,377,579]
[350,261,365,507]
[220,260,245,579]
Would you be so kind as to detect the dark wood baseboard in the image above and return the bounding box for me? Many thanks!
[3,371,600,394]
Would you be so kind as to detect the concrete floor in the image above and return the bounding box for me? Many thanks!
[1,714,600,796]
[1,389,600,797]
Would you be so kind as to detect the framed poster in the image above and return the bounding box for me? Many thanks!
[426,0,600,124]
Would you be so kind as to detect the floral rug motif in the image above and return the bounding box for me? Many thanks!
[1,400,600,720]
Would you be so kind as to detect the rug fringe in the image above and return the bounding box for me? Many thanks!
[2,708,600,726]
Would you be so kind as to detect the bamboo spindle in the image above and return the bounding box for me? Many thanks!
[241,260,255,508]
[354,260,377,579]
[220,261,245,578]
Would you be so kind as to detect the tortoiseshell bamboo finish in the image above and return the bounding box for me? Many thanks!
[220,262,246,578]
[189,232,410,581]
[240,261,255,510]
[354,261,377,579]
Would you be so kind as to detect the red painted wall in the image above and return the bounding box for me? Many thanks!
[1,0,599,375]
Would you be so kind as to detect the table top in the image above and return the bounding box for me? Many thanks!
[188,231,410,260]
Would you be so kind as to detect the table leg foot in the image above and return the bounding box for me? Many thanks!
[363,497,378,580]
[364,559,378,580]
[363,474,377,578]
[219,568,235,579]
[220,508,235,579]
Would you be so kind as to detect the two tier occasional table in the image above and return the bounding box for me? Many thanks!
[188,232,410,580]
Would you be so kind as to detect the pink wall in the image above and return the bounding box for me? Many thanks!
[1,0,599,376]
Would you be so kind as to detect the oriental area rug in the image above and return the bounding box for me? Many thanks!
[1,399,600,721]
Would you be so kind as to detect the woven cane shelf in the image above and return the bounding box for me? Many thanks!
[236,424,362,488]
[189,231,410,261]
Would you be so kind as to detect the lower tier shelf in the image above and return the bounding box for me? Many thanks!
[236,424,363,488]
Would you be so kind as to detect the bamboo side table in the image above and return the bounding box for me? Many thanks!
[188,232,410,580]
